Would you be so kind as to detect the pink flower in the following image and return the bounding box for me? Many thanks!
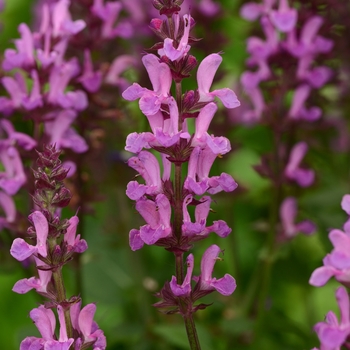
[313,287,350,349]
[92,0,132,39]
[78,50,103,93]
[134,194,172,246]
[105,55,137,91]
[309,228,350,287]
[44,109,88,153]
[0,191,16,228]
[269,0,297,32]
[280,197,315,238]
[182,195,231,240]
[194,245,236,296]
[284,142,315,187]
[288,85,321,121]
[126,151,163,200]
[10,211,48,261]
[20,305,74,350]
[70,301,106,349]
[161,14,192,61]
[191,102,231,154]
[0,145,27,196]
[2,23,35,71]
[170,254,194,296]
[197,53,240,109]
[12,257,52,294]
[122,54,172,116]
[64,216,88,253]
[52,0,86,37]
[184,146,238,195]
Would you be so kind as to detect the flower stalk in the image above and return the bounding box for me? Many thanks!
[123,1,240,347]
[9,145,106,349]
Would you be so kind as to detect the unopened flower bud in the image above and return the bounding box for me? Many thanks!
[51,188,72,208]
[181,55,197,76]
[50,166,69,182]
[150,18,163,32]
[152,0,184,16]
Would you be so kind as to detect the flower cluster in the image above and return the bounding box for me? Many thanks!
[0,0,144,235]
[10,145,105,350]
[239,0,334,240]
[309,194,350,349]
[310,195,350,287]
[240,0,333,122]
[122,0,238,339]
[0,119,36,229]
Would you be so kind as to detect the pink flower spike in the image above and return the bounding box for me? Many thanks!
[285,142,315,187]
[269,0,297,33]
[170,254,194,296]
[197,54,240,108]
[198,244,236,296]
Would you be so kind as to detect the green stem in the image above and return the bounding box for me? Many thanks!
[255,126,281,336]
[49,239,73,338]
[175,251,184,284]
[175,82,182,130]
[172,54,201,350]
[52,267,73,338]
[174,164,183,242]
[183,312,202,350]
